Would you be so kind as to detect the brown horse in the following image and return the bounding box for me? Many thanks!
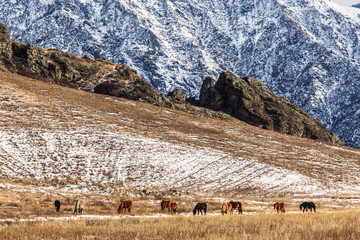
[161,200,171,212]
[230,201,243,214]
[221,202,233,215]
[118,200,133,214]
[274,202,285,213]
[168,202,177,215]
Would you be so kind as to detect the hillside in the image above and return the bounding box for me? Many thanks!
[0,70,360,198]
[2,0,360,148]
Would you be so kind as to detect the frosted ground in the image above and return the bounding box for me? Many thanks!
[1,71,360,200]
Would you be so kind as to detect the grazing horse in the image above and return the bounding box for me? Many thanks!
[54,200,61,212]
[193,202,207,215]
[221,202,233,215]
[168,202,177,215]
[161,200,171,212]
[274,202,285,213]
[230,201,243,214]
[73,200,82,214]
[299,202,316,213]
[118,200,133,214]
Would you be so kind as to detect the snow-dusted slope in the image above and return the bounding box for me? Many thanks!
[1,71,360,197]
[1,0,360,148]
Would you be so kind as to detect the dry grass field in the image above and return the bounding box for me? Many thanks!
[1,182,360,239]
[1,211,360,240]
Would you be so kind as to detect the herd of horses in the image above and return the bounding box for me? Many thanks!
[54,199,317,215]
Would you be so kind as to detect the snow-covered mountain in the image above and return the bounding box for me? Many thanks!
[2,0,360,148]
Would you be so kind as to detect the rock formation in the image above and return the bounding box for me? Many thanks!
[200,72,343,145]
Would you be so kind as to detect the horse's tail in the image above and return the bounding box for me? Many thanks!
[280,203,285,213]
[221,203,227,215]
[118,201,123,213]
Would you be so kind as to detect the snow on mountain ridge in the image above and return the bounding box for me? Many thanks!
[2,0,360,147]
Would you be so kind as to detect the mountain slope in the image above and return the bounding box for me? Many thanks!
[1,0,360,148]
[0,22,344,145]
[0,70,360,197]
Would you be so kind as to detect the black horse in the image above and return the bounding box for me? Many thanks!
[54,200,61,212]
[193,202,207,215]
[299,202,316,213]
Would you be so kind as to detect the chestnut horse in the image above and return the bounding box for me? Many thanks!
[169,202,177,214]
[221,202,233,215]
[161,200,171,212]
[274,202,286,213]
[118,200,133,214]
[230,201,243,214]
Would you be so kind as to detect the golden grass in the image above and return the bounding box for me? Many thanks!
[0,211,359,240]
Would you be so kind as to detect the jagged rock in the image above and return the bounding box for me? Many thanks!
[94,77,173,107]
[200,72,343,145]
[186,97,199,106]
[199,77,223,110]
[167,89,186,104]
[0,23,13,69]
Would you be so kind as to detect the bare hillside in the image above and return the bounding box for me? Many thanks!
[1,71,360,197]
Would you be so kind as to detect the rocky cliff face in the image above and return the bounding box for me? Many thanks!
[200,72,343,145]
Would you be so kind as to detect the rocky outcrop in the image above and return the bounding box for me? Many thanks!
[94,76,172,107]
[199,77,223,110]
[0,23,13,70]
[0,22,171,107]
[200,72,343,145]
[167,89,186,104]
